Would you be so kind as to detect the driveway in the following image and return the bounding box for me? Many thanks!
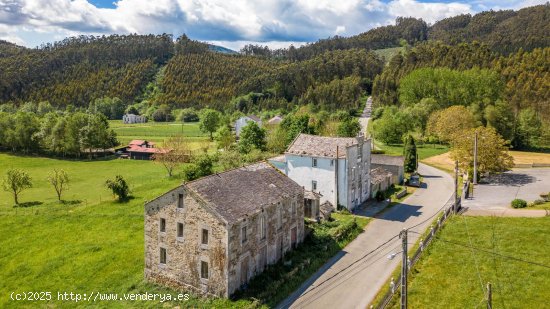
[278,163,454,309]
[462,168,550,217]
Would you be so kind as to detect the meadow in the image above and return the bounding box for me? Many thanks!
[0,152,370,308]
[109,120,210,147]
[375,141,449,160]
[389,216,550,308]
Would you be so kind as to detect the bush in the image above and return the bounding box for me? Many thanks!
[105,175,130,202]
[375,190,385,202]
[511,199,527,208]
[529,199,545,207]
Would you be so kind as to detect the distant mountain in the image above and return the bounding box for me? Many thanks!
[207,44,237,55]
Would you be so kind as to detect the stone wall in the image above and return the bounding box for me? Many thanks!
[144,186,229,297]
[226,192,305,295]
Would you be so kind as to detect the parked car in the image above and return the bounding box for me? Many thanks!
[408,175,421,187]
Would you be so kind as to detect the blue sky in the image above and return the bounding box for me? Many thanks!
[0,0,545,50]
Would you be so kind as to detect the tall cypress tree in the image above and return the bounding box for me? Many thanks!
[404,134,418,173]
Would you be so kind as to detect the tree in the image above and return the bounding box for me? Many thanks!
[372,107,411,144]
[2,169,32,205]
[153,135,191,177]
[427,106,476,143]
[403,135,418,173]
[239,121,267,154]
[199,109,221,140]
[215,126,235,151]
[515,108,542,148]
[450,126,514,175]
[337,118,361,137]
[47,169,69,201]
[105,175,130,202]
[183,154,214,181]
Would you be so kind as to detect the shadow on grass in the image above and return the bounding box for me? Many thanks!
[61,199,83,205]
[13,201,43,208]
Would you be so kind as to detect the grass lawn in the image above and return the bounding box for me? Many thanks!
[423,151,550,172]
[0,153,371,308]
[375,142,449,160]
[109,120,210,147]
[389,216,550,308]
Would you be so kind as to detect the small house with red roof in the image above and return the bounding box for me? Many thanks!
[117,140,164,160]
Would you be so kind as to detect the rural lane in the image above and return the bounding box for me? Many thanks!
[359,96,372,135]
[278,163,454,309]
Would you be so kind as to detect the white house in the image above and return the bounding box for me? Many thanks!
[235,115,262,137]
[123,113,147,124]
[273,133,371,211]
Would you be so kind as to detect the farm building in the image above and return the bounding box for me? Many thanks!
[123,113,147,124]
[371,154,404,185]
[370,167,393,199]
[144,162,306,297]
[116,140,163,160]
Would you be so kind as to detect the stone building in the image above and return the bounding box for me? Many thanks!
[371,154,404,185]
[274,133,371,211]
[144,162,305,297]
[370,167,393,199]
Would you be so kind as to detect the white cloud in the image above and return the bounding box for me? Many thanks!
[0,0,543,48]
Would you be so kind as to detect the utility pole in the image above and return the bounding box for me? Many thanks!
[487,282,492,309]
[400,229,408,309]
[453,160,458,214]
[473,131,478,185]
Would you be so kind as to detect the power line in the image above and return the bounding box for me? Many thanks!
[436,237,550,269]
[285,233,401,306]
[405,194,454,231]
[462,215,486,295]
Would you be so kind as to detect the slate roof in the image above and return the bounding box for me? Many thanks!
[286,134,359,158]
[185,162,303,223]
[268,115,283,124]
[370,167,393,184]
[371,154,404,166]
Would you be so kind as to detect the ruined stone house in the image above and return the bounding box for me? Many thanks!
[144,162,305,297]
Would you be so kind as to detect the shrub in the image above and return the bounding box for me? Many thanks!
[375,190,385,202]
[105,175,130,202]
[530,199,545,207]
[511,199,527,208]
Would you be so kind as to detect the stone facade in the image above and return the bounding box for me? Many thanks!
[123,113,147,124]
[371,155,404,185]
[144,162,305,297]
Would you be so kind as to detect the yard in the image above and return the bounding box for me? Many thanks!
[422,151,550,172]
[389,216,550,308]
[0,153,370,308]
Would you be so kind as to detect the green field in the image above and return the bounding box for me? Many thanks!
[373,47,404,64]
[109,121,209,146]
[0,153,371,308]
[375,142,449,160]
[389,216,550,308]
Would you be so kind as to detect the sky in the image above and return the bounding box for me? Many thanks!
[0,0,546,51]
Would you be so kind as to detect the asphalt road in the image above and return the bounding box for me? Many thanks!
[462,168,549,217]
[359,96,372,135]
[278,163,454,309]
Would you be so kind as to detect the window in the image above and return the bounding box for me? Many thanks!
[200,261,209,279]
[260,216,266,240]
[330,159,334,166]
[159,218,166,232]
[177,193,183,208]
[241,226,248,244]
[177,223,184,238]
[312,180,317,191]
[312,158,317,167]
[291,201,297,216]
[201,229,208,245]
[160,248,167,264]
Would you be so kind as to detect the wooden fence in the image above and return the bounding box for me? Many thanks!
[375,182,467,309]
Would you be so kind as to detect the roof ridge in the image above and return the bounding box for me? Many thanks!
[184,161,269,187]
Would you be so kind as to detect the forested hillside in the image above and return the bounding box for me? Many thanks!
[0,4,548,150]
